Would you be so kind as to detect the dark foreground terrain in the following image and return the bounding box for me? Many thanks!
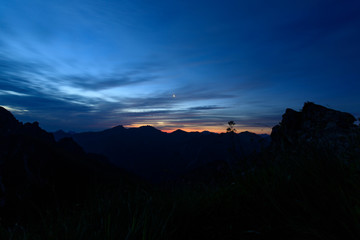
[1,102,360,239]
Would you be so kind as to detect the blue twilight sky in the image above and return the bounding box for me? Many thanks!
[0,0,359,133]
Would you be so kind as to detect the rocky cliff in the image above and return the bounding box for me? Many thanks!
[271,102,360,158]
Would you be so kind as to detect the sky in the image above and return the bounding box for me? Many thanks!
[0,0,359,133]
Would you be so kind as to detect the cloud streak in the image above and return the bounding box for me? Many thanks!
[0,53,251,132]
[0,1,359,133]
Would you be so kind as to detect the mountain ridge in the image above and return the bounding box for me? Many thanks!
[53,124,270,181]
[0,106,139,211]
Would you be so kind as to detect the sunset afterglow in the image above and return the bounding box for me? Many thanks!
[0,0,359,133]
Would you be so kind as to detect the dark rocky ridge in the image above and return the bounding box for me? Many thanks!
[271,102,360,158]
[0,107,135,211]
[0,107,20,134]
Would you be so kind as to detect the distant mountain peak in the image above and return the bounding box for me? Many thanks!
[172,129,187,134]
[200,130,216,135]
[238,131,257,136]
[112,125,125,129]
[139,125,157,129]
[138,125,162,132]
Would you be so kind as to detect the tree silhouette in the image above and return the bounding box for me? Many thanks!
[226,121,237,133]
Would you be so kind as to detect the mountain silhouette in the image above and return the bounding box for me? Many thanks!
[54,125,270,181]
[0,106,136,212]
[2,103,360,239]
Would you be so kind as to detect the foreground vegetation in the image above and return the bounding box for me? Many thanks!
[1,145,360,240]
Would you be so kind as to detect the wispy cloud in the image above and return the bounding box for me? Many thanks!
[0,0,359,133]
[188,105,226,111]
[0,52,292,133]
[65,74,156,91]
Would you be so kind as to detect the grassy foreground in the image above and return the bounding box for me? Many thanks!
[1,147,360,240]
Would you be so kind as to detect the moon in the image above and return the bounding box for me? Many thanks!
[172,94,176,98]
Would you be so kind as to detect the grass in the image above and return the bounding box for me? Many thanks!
[1,145,360,239]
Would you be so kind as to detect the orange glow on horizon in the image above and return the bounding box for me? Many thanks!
[123,124,271,135]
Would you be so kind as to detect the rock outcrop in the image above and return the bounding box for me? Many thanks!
[271,102,360,157]
[0,107,54,142]
[0,107,21,135]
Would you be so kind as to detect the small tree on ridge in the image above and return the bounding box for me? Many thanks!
[227,121,237,133]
